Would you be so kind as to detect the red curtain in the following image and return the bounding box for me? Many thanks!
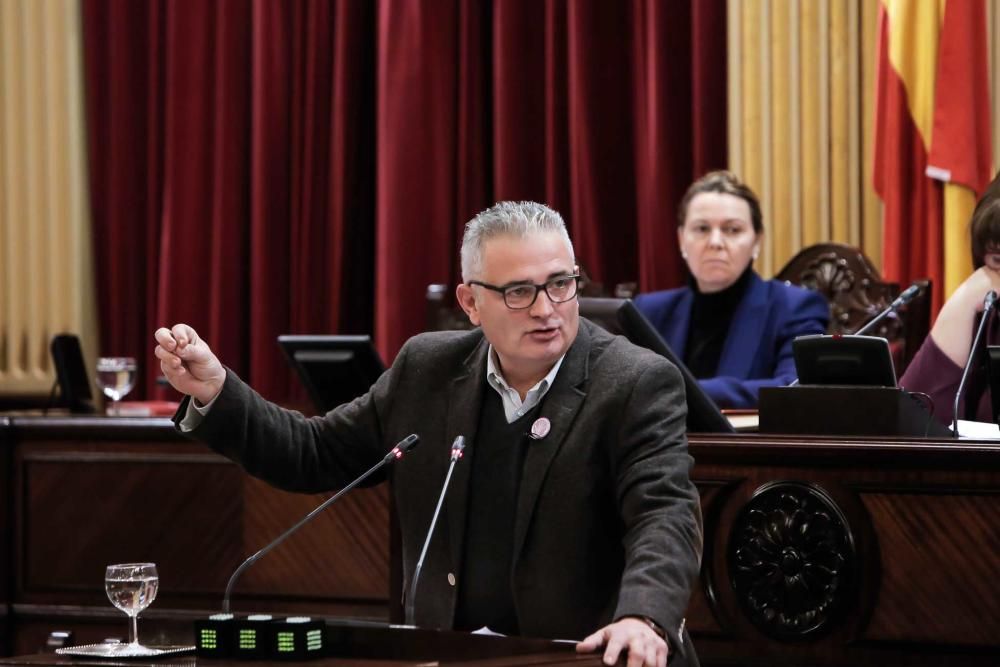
[83,0,374,402]
[82,0,725,403]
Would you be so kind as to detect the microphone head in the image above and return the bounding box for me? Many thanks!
[985,290,998,307]
[898,283,921,304]
[397,433,420,454]
[450,435,466,460]
[889,283,921,309]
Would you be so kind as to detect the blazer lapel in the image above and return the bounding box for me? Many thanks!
[443,337,489,576]
[511,322,590,564]
[718,272,768,378]
[663,289,694,356]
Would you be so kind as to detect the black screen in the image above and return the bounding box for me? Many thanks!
[50,334,96,413]
[579,297,734,433]
[278,335,386,414]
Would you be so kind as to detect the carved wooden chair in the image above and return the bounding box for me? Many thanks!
[774,242,931,374]
[425,284,475,332]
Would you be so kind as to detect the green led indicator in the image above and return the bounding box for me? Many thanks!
[239,629,257,650]
[199,629,218,649]
[276,631,296,652]
[306,629,322,651]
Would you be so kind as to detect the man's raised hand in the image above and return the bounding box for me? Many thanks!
[153,324,226,405]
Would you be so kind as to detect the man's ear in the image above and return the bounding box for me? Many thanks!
[456,283,481,326]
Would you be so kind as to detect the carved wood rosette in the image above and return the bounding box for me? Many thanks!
[727,481,857,641]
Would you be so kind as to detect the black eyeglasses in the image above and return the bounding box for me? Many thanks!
[468,274,581,310]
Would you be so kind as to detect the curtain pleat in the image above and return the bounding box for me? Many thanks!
[81,0,725,401]
[83,0,375,402]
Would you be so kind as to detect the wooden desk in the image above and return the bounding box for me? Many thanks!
[0,621,596,666]
[687,432,1000,666]
[0,655,594,667]
[1,417,998,665]
[0,417,390,656]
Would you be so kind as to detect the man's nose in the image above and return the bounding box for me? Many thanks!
[529,288,555,317]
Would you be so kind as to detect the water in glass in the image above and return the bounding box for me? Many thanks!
[105,562,158,654]
[96,357,137,415]
[106,574,159,615]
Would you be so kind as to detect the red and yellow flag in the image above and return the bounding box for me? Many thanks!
[873,0,993,313]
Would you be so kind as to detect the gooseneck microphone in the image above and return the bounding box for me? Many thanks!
[404,435,466,626]
[854,282,923,336]
[952,290,998,438]
[221,433,420,613]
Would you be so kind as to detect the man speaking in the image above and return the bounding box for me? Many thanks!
[155,201,702,667]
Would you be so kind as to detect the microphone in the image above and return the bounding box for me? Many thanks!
[221,433,420,613]
[404,435,465,626]
[854,282,922,336]
[952,290,998,437]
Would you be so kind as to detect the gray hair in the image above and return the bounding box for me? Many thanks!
[460,201,575,282]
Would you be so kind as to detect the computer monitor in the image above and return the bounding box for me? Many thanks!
[50,334,96,413]
[277,335,386,414]
[578,297,735,433]
[792,334,897,387]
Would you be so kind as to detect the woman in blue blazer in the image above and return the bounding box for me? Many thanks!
[634,171,829,409]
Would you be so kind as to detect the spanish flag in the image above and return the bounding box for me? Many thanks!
[873,0,992,313]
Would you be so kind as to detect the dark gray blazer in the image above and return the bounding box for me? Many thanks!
[184,319,702,662]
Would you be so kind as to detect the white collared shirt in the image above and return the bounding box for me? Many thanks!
[486,345,565,423]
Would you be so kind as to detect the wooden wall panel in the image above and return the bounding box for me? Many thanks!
[859,492,1000,645]
[17,450,242,599]
[240,477,389,601]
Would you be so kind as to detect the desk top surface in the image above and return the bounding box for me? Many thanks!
[0,652,598,667]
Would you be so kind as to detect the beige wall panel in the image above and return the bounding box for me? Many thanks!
[740,0,770,273]
[728,0,743,176]
[25,0,50,378]
[799,0,824,248]
[847,0,862,248]
[860,0,882,265]
[731,0,883,277]
[770,0,795,268]
[0,0,98,396]
[829,0,851,243]
[1,0,31,383]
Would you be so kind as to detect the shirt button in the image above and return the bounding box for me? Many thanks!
[447,573,456,586]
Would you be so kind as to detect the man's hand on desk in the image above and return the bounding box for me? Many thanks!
[576,616,668,667]
[154,324,226,405]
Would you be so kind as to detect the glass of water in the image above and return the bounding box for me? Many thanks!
[96,357,137,415]
[105,562,159,655]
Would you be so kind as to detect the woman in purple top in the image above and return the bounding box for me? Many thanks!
[900,171,1000,425]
